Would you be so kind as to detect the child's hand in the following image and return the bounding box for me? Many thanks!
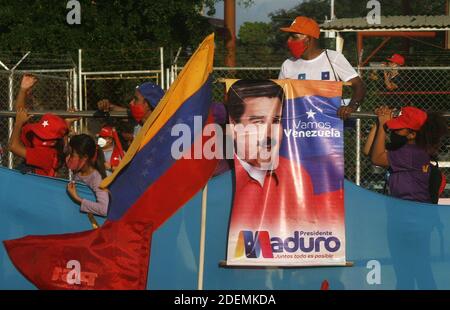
[67,182,82,204]
[374,106,393,125]
[104,162,112,170]
[97,99,112,112]
[20,74,38,90]
[64,108,81,127]
[15,108,33,126]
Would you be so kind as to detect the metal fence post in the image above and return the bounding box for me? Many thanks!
[66,79,70,111]
[355,50,364,186]
[160,47,164,89]
[73,68,79,133]
[355,118,361,186]
[78,49,83,132]
[7,71,14,169]
[166,67,170,90]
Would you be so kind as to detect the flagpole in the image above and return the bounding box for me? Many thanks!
[197,184,208,290]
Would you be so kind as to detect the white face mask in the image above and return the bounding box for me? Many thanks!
[97,137,107,148]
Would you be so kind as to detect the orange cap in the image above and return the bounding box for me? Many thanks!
[280,16,320,39]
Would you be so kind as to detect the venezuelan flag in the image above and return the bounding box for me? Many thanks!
[101,33,217,228]
[4,34,218,289]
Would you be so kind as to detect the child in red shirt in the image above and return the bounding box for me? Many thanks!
[8,74,70,177]
[9,109,68,177]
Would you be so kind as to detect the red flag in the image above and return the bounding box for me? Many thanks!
[320,280,330,290]
[4,221,153,289]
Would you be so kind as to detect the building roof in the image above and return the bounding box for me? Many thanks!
[320,15,450,32]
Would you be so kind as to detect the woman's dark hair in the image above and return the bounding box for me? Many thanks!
[54,138,66,172]
[69,134,106,178]
[416,112,449,156]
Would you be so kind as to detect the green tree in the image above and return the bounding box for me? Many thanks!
[237,22,274,66]
[0,0,220,69]
[239,22,272,45]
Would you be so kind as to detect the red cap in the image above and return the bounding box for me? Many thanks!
[385,106,427,131]
[99,126,114,138]
[280,16,320,39]
[24,114,68,140]
[387,54,405,66]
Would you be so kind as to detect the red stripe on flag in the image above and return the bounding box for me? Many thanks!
[123,113,219,229]
[4,221,153,290]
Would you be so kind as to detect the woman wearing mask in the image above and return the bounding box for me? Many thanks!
[371,106,448,203]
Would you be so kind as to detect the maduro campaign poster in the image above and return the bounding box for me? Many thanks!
[225,79,345,266]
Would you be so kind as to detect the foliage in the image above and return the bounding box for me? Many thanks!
[0,0,219,69]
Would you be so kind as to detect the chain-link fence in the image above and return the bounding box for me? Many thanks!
[0,48,164,171]
[1,56,449,199]
[351,67,450,197]
[0,69,74,169]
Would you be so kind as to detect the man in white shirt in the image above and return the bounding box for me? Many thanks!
[279,16,366,119]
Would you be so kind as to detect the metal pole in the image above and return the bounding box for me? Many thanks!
[224,0,236,67]
[82,70,160,76]
[0,61,9,71]
[83,74,88,132]
[78,50,82,112]
[83,74,87,111]
[73,68,79,130]
[197,184,208,290]
[7,72,14,168]
[17,69,74,73]
[0,110,129,118]
[331,0,335,19]
[160,47,164,89]
[356,118,361,185]
[336,33,344,53]
[11,52,31,71]
[1,110,448,119]
[166,67,170,90]
[78,49,83,132]
[355,49,364,186]
[14,72,68,81]
[66,80,70,111]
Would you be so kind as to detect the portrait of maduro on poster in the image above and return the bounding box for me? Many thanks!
[224,79,346,266]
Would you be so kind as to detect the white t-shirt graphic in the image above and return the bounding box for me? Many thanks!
[279,49,358,82]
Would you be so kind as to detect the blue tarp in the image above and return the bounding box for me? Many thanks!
[1,167,450,289]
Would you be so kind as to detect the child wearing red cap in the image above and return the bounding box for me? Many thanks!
[383,53,405,92]
[371,106,448,203]
[8,74,71,177]
[8,109,68,177]
[96,125,125,176]
[66,134,109,217]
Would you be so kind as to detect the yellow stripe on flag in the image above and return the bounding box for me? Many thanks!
[101,33,215,189]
